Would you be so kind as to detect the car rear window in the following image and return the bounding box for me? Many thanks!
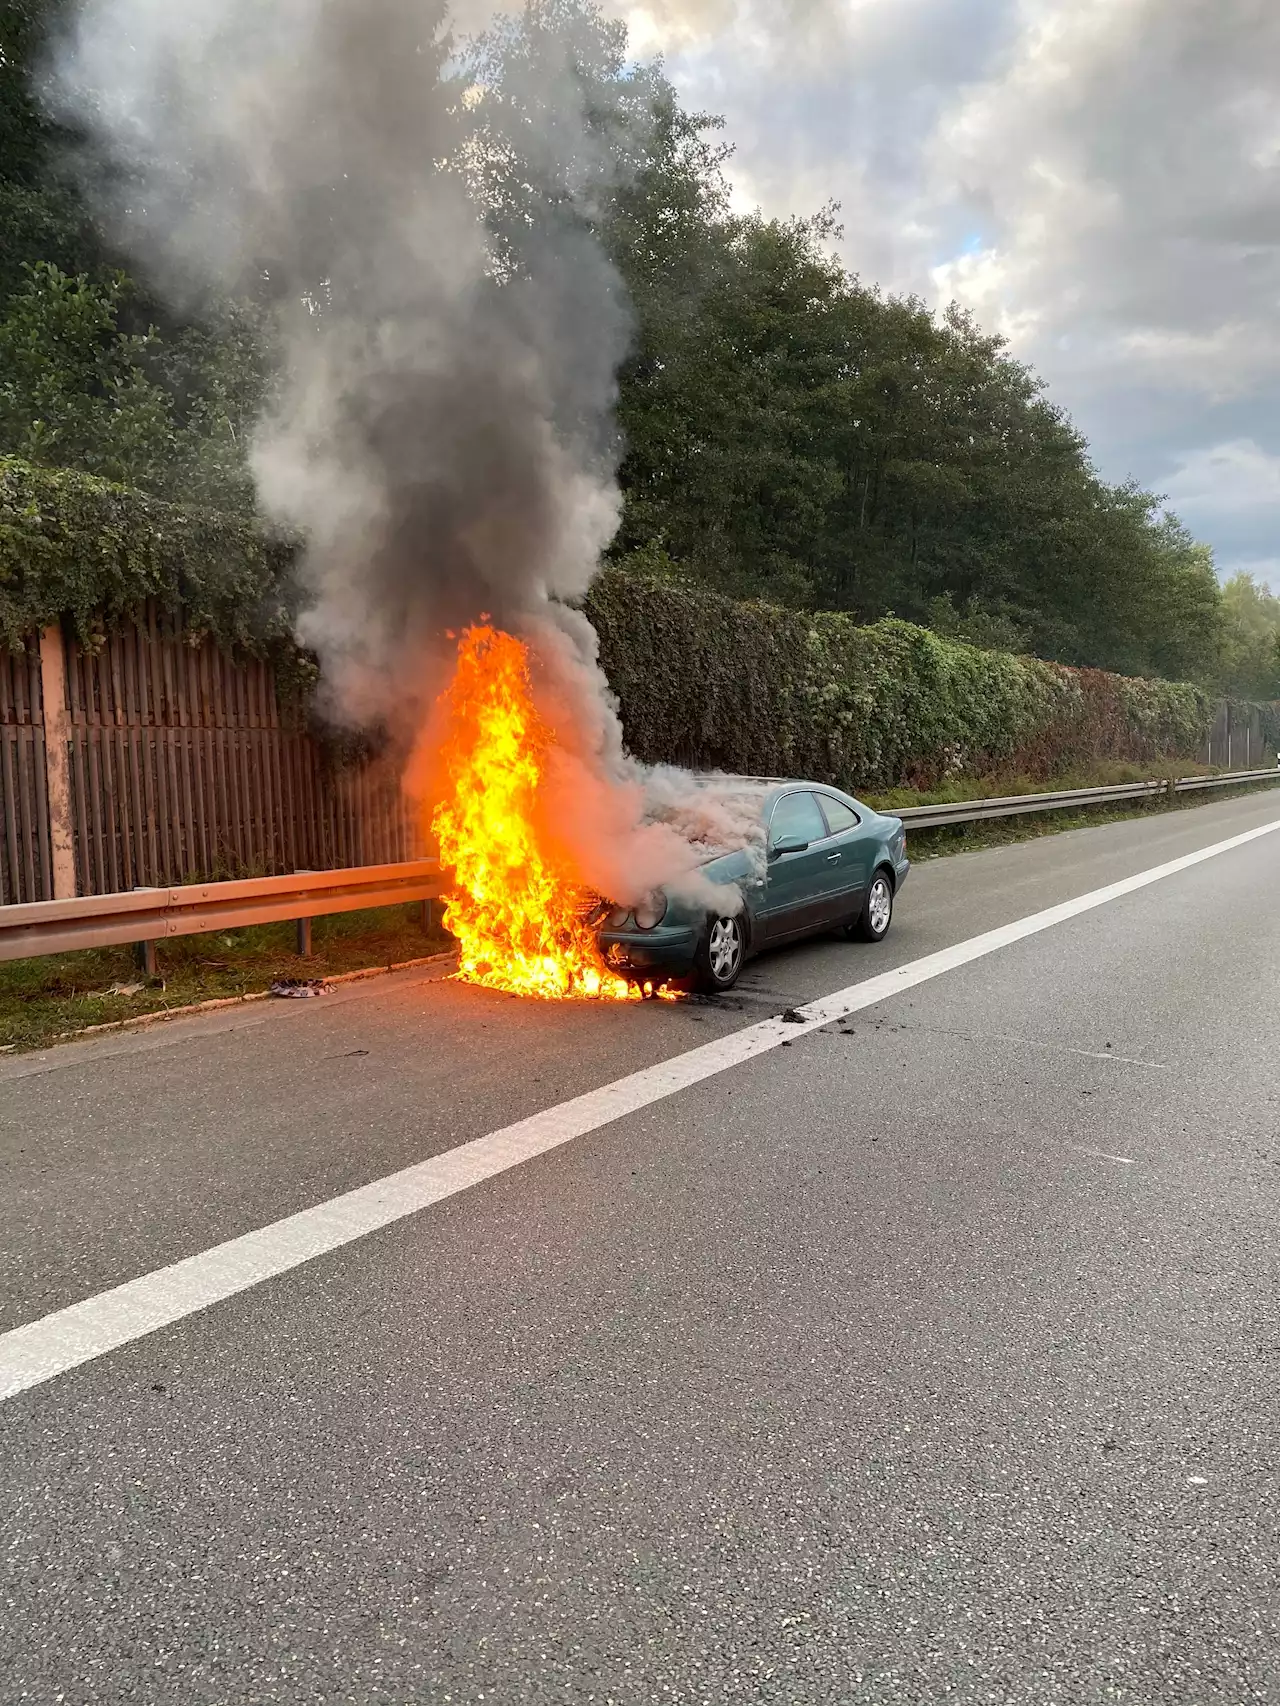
[819,796,860,834]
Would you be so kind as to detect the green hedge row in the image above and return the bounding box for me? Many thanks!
[585,570,1234,790]
[3,458,1271,788]
[0,456,298,656]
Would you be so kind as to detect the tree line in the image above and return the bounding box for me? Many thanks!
[1,0,1277,698]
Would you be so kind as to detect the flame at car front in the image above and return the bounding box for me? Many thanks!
[432,625,663,1000]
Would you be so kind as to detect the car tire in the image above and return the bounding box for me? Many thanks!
[693,912,746,993]
[847,869,894,943]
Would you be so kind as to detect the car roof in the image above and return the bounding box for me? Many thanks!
[689,775,864,812]
[691,773,847,790]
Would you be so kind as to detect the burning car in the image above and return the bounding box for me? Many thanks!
[596,781,909,993]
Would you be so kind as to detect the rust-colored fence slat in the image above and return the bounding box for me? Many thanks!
[0,639,53,906]
[1,734,25,905]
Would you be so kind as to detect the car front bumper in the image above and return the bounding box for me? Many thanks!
[597,922,700,979]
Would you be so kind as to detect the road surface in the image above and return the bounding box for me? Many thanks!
[3,791,1280,1704]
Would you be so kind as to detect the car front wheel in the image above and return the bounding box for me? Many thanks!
[694,913,746,992]
[847,870,894,943]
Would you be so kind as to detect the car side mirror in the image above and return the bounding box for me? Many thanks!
[770,835,810,858]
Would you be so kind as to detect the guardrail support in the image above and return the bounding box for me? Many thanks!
[296,917,313,958]
[135,939,158,978]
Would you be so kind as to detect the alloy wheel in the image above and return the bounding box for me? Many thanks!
[709,916,742,982]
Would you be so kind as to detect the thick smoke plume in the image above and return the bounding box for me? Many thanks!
[52,0,748,909]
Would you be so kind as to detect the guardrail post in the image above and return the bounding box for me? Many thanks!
[134,939,158,978]
[38,624,77,902]
[292,870,315,957]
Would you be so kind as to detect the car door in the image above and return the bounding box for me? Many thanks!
[760,790,833,942]
[814,792,871,921]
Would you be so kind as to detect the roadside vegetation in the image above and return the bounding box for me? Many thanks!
[586,572,1260,792]
[4,0,1280,697]
[865,757,1207,812]
[0,904,450,1054]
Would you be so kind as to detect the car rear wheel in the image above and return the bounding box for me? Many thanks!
[847,869,894,943]
[694,913,746,992]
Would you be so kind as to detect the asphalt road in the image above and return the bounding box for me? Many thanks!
[3,791,1280,1704]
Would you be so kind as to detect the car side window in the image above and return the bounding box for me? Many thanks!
[818,795,860,835]
[769,791,828,848]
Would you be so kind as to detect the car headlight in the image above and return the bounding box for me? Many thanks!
[605,905,633,929]
[633,892,668,930]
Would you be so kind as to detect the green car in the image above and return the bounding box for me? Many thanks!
[597,781,909,993]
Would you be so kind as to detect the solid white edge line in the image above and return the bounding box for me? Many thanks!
[3,813,1279,1404]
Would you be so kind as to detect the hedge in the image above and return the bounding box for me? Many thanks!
[0,456,299,658]
[2,457,1271,789]
[585,570,1229,790]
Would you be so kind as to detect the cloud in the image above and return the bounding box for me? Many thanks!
[928,0,1280,400]
[621,0,1280,575]
[1161,441,1280,584]
[1163,440,1280,519]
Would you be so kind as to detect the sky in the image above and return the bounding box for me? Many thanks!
[613,0,1280,588]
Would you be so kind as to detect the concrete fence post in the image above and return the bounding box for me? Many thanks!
[38,623,77,901]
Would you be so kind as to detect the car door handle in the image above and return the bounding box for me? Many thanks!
[826,851,841,862]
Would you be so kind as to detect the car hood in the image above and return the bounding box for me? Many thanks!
[696,845,765,895]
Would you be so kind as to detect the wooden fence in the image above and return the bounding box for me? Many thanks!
[0,640,53,908]
[0,607,421,907]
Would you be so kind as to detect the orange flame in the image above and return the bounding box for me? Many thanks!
[431,624,636,1000]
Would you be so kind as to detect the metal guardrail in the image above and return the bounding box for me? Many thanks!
[0,860,441,964]
[0,767,1276,966]
[890,767,1280,829]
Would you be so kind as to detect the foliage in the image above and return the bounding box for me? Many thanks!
[1,0,120,311]
[586,569,1217,791]
[0,904,449,1053]
[0,3,270,511]
[0,263,176,485]
[0,455,299,659]
[0,263,270,511]
[0,0,1266,698]
[0,460,1262,788]
[1218,572,1280,701]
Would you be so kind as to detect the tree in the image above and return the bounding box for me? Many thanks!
[1218,573,1280,700]
[0,262,269,507]
[0,263,176,486]
[0,0,104,300]
[0,0,1245,688]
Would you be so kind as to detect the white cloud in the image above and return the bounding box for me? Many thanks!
[1152,440,1280,586]
[1161,442,1280,583]
[1162,440,1280,520]
[622,0,1280,573]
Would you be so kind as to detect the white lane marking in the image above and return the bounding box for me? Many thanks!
[2,813,1278,1404]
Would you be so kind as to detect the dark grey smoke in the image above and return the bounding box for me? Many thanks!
[50,0,752,910]
[52,0,629,725]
